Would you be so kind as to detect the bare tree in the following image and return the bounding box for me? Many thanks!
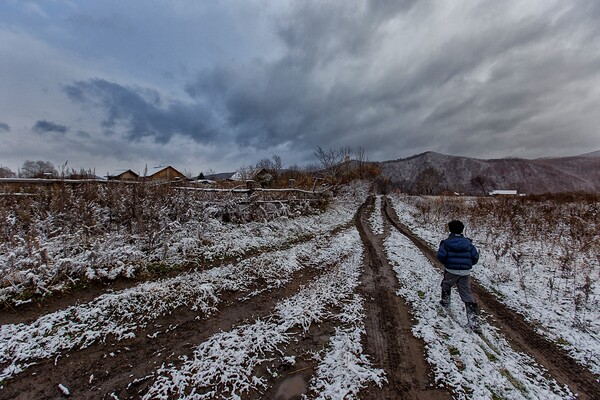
[414,167,444,194]
[235,165,254,181]
[470,175,495,195]
[355,146,368,178]
[0,166,16,178]
[256,155,283,178]
[313,146,351,181]
[271,155,283,174]
[19,160,59,178]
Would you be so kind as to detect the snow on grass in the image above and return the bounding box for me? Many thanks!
[384,229,573,399]
[142,229,370,400]
[0,227,359,384]
[389,195,600,376]
[368,195,384,235]
[0,182,370,305]
[309,294,386,399]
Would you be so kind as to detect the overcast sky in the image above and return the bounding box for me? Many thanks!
[1,0,600,176]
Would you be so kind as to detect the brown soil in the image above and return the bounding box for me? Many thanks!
[382,196,600,400]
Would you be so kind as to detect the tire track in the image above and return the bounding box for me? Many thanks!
[355,196,451,400]
[382,196,600,400]
[0,234,328,327]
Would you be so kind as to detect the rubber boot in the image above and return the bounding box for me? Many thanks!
[465,302,481,333]
[440,289,451,307]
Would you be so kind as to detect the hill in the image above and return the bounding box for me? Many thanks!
[379,151,600,194]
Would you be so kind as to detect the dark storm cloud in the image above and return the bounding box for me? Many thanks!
[0,122,10,132]
[64,79,222,144]
[184,0,600,159]
[32,120,68,134]
[52,1,600,163]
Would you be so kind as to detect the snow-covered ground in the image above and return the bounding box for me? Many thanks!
[368,195,384,235]
[3,185,597,398]
[389,194,600,376]
[384,229,572,399]
[0,184,373,388]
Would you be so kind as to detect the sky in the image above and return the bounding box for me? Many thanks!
[1,0,600,176]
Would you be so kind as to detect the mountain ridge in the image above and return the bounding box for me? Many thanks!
[379,150,600,194]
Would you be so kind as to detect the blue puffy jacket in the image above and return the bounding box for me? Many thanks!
[437,233,479,270]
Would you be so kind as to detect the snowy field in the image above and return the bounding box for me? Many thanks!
[1,185,597,398]
[0,226,386,398]
[389,194,600,376]
[0,189,392,398]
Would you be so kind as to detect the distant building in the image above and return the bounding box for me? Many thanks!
[108,170,139,181]
[230,168,269,181]
[148,166,187,182]
[489,189,518,196]
[205,172,236,181]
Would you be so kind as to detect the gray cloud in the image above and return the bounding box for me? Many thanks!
[186,0,600,159]
[32,120,68,134]
[0,122,10,132]
[64,79,223,144]
[52,0,600,166]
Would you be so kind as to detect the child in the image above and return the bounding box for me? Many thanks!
[437,220,481,333]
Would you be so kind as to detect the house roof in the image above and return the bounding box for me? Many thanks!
[108,169,139,179]
[489,189,518,195]
[205,172,236,181]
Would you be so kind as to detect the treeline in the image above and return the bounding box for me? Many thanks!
[0,160,97,179]
[2,146,383,188]
[239,147,382,189]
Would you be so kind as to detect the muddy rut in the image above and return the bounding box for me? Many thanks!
[355,197,451,400]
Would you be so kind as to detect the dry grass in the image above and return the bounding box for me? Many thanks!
[403,193,600,321]
[0,181,330,306]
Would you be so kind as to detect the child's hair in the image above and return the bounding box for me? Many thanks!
[448,220,464,234]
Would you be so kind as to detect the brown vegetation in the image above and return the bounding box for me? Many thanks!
[0,180,330,307]
[403,194,600,320]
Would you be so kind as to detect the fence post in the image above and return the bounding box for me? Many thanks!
[246,180,255,194]
[288,179,295,189]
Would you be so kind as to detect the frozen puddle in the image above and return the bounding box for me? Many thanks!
[384,230,573,399]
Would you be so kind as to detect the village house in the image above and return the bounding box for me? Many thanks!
[205,172,236,181]
[147,166,187,182]
[107,169,139,181]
